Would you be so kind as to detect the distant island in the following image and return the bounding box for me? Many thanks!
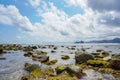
[75,38,120,43]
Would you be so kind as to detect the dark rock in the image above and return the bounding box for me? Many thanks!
[0,57,6,60]
[25,64,39,72]
[24,51,33,57]
[51,50,56,53]
[101,51,109,57]
[45,59,58,65]
[31,46,37,49]
[96,49,103,52]
[61,55,70,60]
[65,65,85,79]
[75,54,94,64]
[110,59,120,70]
[38,55,49,63]
[53,47,57,50]
[91,52,100,56]
[0,49,3,54]
[23,46,33,52]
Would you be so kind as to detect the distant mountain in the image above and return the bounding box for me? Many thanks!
[75,41,84,43]
[89,38,120,43]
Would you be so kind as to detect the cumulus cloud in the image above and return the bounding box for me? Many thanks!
[87,0,120,12]
[29,0,41,7]
[0,4,35,32]
[1,0,120,42]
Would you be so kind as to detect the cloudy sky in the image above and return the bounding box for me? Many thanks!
[0,0,120,43]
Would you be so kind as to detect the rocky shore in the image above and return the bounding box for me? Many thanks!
[0,44,120,80]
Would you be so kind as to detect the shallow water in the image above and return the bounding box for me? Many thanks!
[0,43,120,80]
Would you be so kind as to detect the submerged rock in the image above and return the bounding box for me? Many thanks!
[0,57,6,60]
[91,52,100,56]
[75,54,94,64]
[61,55,70,60]
[96,49,103,52]
[24,51,34,57]
[51,50,56,53]
[35,50,47,55]
[45,59,58,65]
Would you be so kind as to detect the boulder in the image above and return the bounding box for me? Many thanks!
[75,54,94,64]
[110,59,120,70]
[65,65,85,78]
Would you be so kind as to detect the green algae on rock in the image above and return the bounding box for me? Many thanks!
[61,55,70,60]
[45,59,58,65]
[87,59,110,68]
[35,50,47,55]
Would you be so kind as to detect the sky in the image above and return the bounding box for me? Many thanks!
[0,0,120,44]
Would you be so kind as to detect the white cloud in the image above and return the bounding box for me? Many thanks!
[1,0,120,42]
[0,4,35,32]
[29,0,41,7]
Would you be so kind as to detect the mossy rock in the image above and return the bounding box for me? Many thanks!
[55,65,66,74]
[65,65,84,79]
[97,68,115,74]
[24,51,34,57]
[51,50,56,53]
[75,54,94,64]
[31,46,37,49]
[24,63,31,68]
[45,59,58,65]
[23,46,33,51]
[44,68,54,76]
[87,59,110,68]
[101,51,109,57]
[110,59,120,70]
[48,74,77,80]
[29,68,44,78]
[25,64,40,72]
[21,75,29,80]
[96,49,103,52]
[35,50,47,55]
[91,52,100,56]
[61,55,70,60]
[93,55,104,59]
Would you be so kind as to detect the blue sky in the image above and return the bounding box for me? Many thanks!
[0,0,120,43]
